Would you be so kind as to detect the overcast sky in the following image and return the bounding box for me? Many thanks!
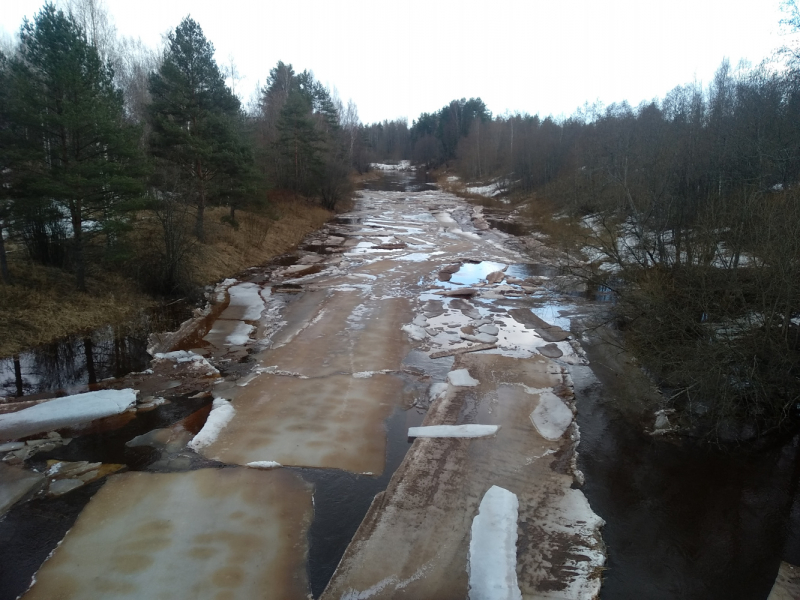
[0,1,792,124]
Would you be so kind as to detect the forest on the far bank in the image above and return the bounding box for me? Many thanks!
[360,11,800,435]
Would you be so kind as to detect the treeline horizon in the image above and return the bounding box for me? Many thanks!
[362,25,800,433]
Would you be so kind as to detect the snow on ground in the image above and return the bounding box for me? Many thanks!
[468,485,522,600]
[187,398,235,451]
[0,389,137,440]
[529,390,574,441]
[408,425,499,438]
[447,369,480,387]
[370,160,414,171]
[466,183,504,197]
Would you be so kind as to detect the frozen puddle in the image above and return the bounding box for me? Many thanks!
[21,468,313,599]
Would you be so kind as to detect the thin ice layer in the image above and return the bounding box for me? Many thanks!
[0,389,137,440]
[529,391,573,441]
[469,485,522,600]
[408,425,499,438]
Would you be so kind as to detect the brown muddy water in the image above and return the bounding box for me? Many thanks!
[0,302,193,399]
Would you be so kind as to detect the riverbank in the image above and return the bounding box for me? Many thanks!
[0,200,332,359]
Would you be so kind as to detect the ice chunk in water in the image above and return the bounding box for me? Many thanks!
[469,485,522,600]
[447,369,480,387]
[529,391,573,441]
[188,399,235,451]
[408,425,499,438]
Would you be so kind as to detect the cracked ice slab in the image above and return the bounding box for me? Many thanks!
[469,485,522,600]
[197,374,405,475]
[21,468,313,600]
[321,353,604,599]
[0,389,137,441]
[409,425,499,438]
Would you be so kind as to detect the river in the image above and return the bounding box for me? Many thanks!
[0,169,797,599]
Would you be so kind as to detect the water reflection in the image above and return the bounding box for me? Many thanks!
[0,303,192,398]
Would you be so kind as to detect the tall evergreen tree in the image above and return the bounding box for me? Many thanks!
[4,4,143,291]
[148,17,250,241]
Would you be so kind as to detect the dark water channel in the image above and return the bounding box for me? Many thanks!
[360,167,437,192]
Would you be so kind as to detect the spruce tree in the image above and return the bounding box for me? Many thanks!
[5,4,143,291]
[148,17,250,241]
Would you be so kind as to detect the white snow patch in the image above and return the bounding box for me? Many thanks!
[530,391,573,441]
[408,425,499,438]
[188,399,235,450]
[447,368,480,387]
[468,485,522,600]
[0,389,137,440]
[246,461,282,469]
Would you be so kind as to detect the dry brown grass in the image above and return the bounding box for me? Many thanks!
[0,260,154,358]
[0,199,333,358]
[194,201,331,283]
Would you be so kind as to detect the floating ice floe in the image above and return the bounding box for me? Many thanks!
[0,389,137,440]
[530,391,573,441]
[402,323,428,341]
[468,485,522,600]
[447,369,480,387]
[246,461,282,469]
[408,425,499,438]
[187,398,235,450]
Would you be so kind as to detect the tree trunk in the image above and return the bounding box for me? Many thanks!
[13,355,23,397]
[71,201,87,292]
[84,337,97,385]
[0,221,11,285]
[195,171,206,242]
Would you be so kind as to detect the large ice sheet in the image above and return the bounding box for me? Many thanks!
[22,469,313,600]
[469,485,522,600]
[0,389,137,440]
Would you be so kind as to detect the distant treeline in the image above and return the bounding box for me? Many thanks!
[366,50,800,433]
[0,2,360,295]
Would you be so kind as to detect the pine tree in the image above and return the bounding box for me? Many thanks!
[5,4,143,291]
[148,17,250,241]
